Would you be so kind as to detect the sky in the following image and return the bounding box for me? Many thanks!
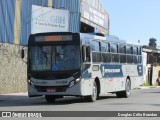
[100,0,160,46]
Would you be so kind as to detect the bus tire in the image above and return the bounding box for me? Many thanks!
[45,95,56,103]
[86,81,98,102]
[116,79,131,98]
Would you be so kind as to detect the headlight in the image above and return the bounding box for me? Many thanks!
[28,80,35,88]
[69,78,81,88]
[75,78,81,83]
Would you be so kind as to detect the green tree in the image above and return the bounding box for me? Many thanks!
[149,38,157,48]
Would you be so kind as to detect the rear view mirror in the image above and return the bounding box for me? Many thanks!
[21,48,27,64]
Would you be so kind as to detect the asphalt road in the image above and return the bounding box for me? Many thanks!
[0,88,160,119]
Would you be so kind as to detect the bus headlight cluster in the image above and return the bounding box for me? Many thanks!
[28,80,35,88]
[75,78,81,83]
[69,78,81,88]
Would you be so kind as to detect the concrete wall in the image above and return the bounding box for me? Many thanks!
[0,43,27,94]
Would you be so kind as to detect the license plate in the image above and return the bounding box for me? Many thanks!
[47,88,56,92]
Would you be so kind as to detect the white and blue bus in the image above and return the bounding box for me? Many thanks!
[24,32,143,102]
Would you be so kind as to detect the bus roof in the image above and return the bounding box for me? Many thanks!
[80,33,106,40]
[80,33,141,46]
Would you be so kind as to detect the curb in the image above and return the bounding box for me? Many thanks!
[0,92,28,96]
[136,86,160,89]
[0,92,28,101]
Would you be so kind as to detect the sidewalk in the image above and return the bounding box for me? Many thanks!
[0,92,28,96]
[0,92,28,101]
[136,86,160,89]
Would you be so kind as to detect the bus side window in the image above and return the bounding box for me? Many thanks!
[108,43,110,52]
[126,45,132,54]
[101,42,109,52]
[110,43,119,63]
[110,43,118,53]
[131,46,133,54]
[137,47,139,55]
[139,47,142,55]
[91,41,99,51]
[119,44,126,54]
[99,42,101,52]
[119,44,126,63]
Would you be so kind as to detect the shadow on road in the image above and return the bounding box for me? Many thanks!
[0,94,117,107]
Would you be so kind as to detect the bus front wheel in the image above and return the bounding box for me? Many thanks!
[85,81,98,102]
[116,79,131,98]
[45,95,56,103]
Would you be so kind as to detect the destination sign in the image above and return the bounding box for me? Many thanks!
[34,35,72,42]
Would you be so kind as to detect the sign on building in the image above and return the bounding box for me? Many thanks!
[81,0,109,34]
[31,5,69,34]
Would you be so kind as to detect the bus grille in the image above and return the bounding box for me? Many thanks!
[35,86,68,92]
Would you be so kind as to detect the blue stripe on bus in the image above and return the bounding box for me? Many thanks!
[100,64,143,78]
[100,64,123,78]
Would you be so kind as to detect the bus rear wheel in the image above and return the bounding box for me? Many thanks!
[86,81,98,102]
[116,79,131,98]
[45,95,56,103]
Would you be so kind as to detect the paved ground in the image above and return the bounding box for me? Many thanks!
[0,87,160,119]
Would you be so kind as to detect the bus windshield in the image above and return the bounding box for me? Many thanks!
[29,45,80,71]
